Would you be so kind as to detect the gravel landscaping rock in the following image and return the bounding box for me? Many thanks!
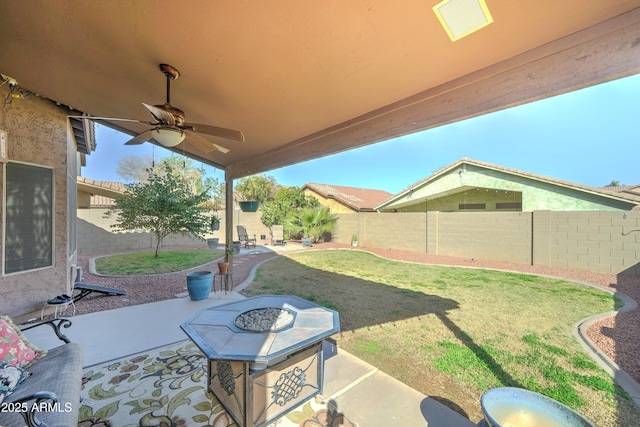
[234,308,294,331]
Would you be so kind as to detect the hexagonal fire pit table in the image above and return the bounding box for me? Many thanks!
[181,295,340,427]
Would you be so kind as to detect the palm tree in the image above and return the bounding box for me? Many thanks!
[285,207,337,242]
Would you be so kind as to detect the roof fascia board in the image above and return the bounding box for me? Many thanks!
[77,181,123,199]
[376,160,467,210]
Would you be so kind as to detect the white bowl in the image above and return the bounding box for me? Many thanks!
[480,387,595,427]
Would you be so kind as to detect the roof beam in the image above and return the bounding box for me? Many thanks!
[225,8,640,180]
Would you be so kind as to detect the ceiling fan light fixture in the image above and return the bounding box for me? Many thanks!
[433,0,493,42]
[152,128,186,147]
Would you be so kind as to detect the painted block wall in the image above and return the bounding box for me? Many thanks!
[545,211,640,275]
[77,209,274,255]
[333,210,640,276]
[77,206,640,279]
[435,212,532,264]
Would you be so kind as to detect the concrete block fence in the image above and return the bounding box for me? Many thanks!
[333,210,640,277]
[77,209,272,255]
[78,208,640,276]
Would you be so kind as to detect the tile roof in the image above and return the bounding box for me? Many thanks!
[77,176,126,193]
[77,176,126,207]
[602,184,640,199]
[89,194,117,207]
[303,183,393,212]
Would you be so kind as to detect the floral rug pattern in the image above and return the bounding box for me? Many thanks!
[78,340,357,427]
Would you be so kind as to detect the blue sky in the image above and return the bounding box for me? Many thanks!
[86,73,639,194]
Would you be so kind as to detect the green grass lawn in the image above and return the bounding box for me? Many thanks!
[94,248,224,275]
[241,250,639,426]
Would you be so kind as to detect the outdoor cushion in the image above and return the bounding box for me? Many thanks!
[0,316,47,368]
[0,362,30,404]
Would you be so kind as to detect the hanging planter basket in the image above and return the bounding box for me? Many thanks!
[239,201,259,212]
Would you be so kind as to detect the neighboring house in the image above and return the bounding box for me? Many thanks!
[603,184,640,203]
[376,158,640,212]
[77,176,125,208]
[303,183,393,213]
[0,85,94,321]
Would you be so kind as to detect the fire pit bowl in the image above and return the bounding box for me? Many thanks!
[481,387,595,427]
[234,307,295,332]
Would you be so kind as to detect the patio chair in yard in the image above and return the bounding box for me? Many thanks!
[271,224,286,246]
[237,225,257,248]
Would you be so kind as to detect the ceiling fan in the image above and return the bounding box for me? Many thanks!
[69,63,244,154]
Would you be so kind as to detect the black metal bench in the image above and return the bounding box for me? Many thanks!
[73,283,126,303]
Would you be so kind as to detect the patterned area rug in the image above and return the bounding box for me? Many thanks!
[78,340,357,427]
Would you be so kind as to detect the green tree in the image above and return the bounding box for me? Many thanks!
[105,166,211,257]
[203,175,225,211]
[155,155,208,195]
[156,155,226,211]
[235,174,277,203]
[605,180,623,187]
[285,206,337,242]
[260,187,318,238]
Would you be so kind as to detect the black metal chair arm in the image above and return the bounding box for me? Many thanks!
[20,318,72,344]
[12,391,58,427]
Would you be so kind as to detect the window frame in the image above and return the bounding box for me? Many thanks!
[2,161,55,276]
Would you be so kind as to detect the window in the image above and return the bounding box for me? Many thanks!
[458,203,486,210]
[496,202,522,210]
[3,162,54,275]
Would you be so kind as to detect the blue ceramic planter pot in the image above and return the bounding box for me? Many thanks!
[186,271,213,301]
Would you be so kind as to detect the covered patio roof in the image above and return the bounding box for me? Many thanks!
[0,1,639,180]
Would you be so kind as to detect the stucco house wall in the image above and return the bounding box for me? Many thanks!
[381,161,638,212]
[0,85,79,320]
[398,189,523,212]
[303,188,354,213]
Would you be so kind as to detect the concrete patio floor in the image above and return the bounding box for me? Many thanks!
[23,290,478,427]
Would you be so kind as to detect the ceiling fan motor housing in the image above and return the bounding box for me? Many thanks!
[156,102,186,126]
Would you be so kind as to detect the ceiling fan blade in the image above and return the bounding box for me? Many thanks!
[212,143,230,154]
[124,130,153,145]
[67,115,156,125]
[186,132,230,154]
[184,122,245,142]
[142,102,176,126]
